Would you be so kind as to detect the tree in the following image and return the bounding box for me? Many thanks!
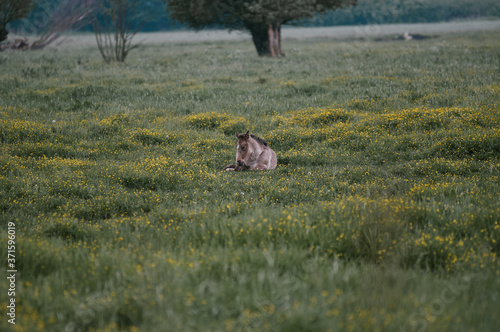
[30,0,94,49]
[166,0,357,57]
[89,0,143,63]
[1,0,95,51]
[0,0,35,43]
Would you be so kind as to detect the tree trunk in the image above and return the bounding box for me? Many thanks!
[248,23,271,57]
[270,23,284,57]
[0,25,8,43]
[247,22,285,57]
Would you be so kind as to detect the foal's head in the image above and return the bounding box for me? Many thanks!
[235,131,251,166]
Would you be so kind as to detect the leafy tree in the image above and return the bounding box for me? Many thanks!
[166,0,357,57]
[0,0,36,42]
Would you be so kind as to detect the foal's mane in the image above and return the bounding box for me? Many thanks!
[250,134,268,147]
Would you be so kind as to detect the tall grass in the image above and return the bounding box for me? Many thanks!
[0,29,499,331]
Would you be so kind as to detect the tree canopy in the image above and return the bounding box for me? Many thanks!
[0,0,35,42]
[166,0,357,56]
[168,0,355,29]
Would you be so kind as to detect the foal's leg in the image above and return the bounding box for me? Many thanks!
[224,164,237,171]
[253,150,272,170]
[235,164,249,171]
[253,164,268,171]
[224,164,249,171]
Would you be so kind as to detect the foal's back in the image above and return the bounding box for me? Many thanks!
[247,134,277,170]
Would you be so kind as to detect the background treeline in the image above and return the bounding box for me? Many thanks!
[8,0,500,35]
[308,0,500,26]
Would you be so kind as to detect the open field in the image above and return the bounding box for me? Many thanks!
[1,25,500,331]
[21,20,500,49]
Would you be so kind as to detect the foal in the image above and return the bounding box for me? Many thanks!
[224,131,277,171]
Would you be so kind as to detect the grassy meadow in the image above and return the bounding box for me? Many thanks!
[1,27,500,331]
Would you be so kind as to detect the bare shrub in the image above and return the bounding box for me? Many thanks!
[89,0,143,63]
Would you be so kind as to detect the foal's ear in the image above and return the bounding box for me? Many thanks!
[235,132,239,138]
[244,131,250,139]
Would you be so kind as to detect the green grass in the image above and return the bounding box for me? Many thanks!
[1,29,500,331]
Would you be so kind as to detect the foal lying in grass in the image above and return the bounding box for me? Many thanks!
[224,131,277,171]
